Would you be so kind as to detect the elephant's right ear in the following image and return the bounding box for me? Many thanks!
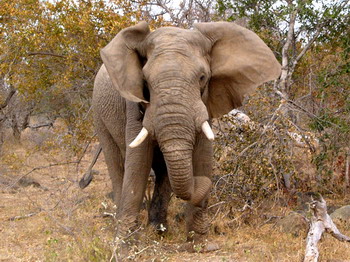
[100,22,150,103]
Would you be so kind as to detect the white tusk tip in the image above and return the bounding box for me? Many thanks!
[201,121,215,141]
[128,142,138,148]
[129,127,149,148]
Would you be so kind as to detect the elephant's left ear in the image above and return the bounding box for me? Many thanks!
[194,22,281,118]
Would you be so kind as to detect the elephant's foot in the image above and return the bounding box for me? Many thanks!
[149,221,168,235]
[186,204,210,235]
[181,204,219,253]
[148,203,169,235]
[148,204,169,235]
[148,169,171,235]
[115,215,141,240]
[179,233,220,253]
[111,235,142,261]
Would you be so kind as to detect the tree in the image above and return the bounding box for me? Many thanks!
[128,0,216,27]
[0,0,146,153]
[214,0,350,196]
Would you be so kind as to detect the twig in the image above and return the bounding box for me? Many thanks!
[208,201,226,209]
[131,246,150,257]
[28,122,53,129]
[260,215,282,226]
[102,212,116,218]
[209,201,226,223]
[27,52,65,58]
[8,209,42,221]
[238,141,258,157]
[6,161,80,189]
[268,153,280,192]
[110,225,144,262]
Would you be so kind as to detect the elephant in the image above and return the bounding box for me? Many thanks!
[92,21,281,241]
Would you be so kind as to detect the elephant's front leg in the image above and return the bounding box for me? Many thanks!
[186,133,213,239]
[116,102,154,238]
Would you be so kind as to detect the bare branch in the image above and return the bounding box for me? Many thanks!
[0,88,16,110]
[27,52,65,58]
[28,122,54,129]
[8,209,42,221]
[6,161,80,189]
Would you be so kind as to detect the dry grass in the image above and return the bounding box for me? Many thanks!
[1,130,350,261]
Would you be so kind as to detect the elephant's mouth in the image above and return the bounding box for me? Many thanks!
[129,121,214,148]
[130,92,214,148]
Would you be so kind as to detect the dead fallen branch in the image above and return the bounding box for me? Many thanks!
[304,196,350,262]
[6,161,80,189]
[8,209,42,221]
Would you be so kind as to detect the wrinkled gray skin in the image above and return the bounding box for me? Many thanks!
[92,21,281,239]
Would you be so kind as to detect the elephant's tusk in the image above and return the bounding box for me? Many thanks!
[129,127,149,148]
[201,121,215,141]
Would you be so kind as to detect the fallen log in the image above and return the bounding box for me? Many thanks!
[304,195,350,262]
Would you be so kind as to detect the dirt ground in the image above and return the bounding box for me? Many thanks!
[1,130,350,262]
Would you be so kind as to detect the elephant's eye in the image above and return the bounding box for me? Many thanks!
[199,75,206,82]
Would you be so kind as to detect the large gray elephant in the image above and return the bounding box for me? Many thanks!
[92,21,280,240]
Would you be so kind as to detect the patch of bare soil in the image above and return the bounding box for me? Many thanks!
[1,134,350,261]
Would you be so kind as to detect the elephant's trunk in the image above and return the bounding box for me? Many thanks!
[160,141,194,201]
[154,95,212,206]
[160,137,211,207]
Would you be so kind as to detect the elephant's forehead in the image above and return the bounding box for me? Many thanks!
[145,27,210,52]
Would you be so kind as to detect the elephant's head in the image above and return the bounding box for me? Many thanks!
[100,22,281,205]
